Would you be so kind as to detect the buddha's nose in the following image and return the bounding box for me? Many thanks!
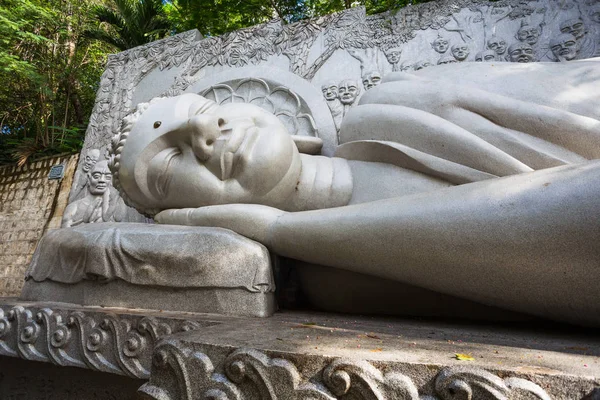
[187,114,224,161]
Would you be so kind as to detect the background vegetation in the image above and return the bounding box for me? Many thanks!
[0,0,423,165]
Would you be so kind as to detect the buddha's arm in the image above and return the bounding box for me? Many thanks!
[156,161,600,324]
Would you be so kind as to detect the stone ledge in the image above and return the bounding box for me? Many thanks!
[1,299,598,399]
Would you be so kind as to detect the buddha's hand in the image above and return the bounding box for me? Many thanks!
[154,204,285,247]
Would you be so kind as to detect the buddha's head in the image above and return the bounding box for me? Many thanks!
[550,33,578,61]
[87,160,111,196]
[507,42,534,63]
[431,35,449,53]
[487,36,507,55]
[108,94,302,216]
[475,50,496,62]
[451,44,469,61]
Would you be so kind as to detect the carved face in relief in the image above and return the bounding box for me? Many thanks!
[88,161,112,196]
[589,5,600,23]
[507,42,535,63]
[560,18,586,40]
[362,71,382,90]
[116,94,300,210]
[413,60,433,70]
[384,48,402,64]
[487,36,507,55]
[82,149,101,173]
[321,82,339,101]
[338,80,360,105]
[475,50,496,62]
[451,44,469,61]
[550,33,579,61]
[517,23,541,45]
[437,55,458,65]
[432,37,449,53]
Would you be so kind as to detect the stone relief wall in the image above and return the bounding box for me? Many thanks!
[70,0,600,221]
[0,154,78,297]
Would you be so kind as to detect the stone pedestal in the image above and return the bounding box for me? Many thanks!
[1,299,598,399]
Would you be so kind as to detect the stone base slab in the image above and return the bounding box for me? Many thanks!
[20,279,276,317]
[0,299,598,399]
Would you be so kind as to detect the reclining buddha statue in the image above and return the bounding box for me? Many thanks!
[25,58,600,326]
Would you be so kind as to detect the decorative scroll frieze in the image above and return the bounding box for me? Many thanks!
[0,305,207,379]
[138,344,554,400]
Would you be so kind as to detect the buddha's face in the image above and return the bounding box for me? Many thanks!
[88,161,111,195]
[82,149,100,173]
[475,50,496,62]
[507,43,534,63]
[117,94,299,210]
[385,48,402,64]
[517,24,540,45]
[451,44,469,61]
[550,33,578,60]
[487,36,507,55]
[362,71,382,90]
[560,18,585,40]
[321,82,338,101]
[338,80,360,105]
[432,37,449,53]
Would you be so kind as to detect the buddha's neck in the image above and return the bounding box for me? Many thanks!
[284,155,353,212]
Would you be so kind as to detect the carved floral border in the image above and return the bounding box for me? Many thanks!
[0,305,207,379]
[2,304,598,399]
[138,344,558,400]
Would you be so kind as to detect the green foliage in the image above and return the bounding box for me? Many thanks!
[165,0,431,36]
[85,0,171,51]
[0,0,110,165]
[0,0,431,166]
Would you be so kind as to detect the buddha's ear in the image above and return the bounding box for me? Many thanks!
[291,135,323,155]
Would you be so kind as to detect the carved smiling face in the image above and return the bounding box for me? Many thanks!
[550,33,579,61]
[432,37,449,53]
[88,161,112,195]
[83,149,101,173]
[517,24,541,45]
[385,48,402,64]
[487,36,507,55]
[560,18,586,40]
[321,82,339,101]
[413,60,433,70]
[338,80,360,105]
[437,55,458,65]
[590,5,600,23]
[362,71,382,90]
[475,50,497,62]
[451,44,469,61]
[507,42,535,63]
[116,94,300,210]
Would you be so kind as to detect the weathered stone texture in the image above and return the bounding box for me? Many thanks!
[0,154,78,297]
